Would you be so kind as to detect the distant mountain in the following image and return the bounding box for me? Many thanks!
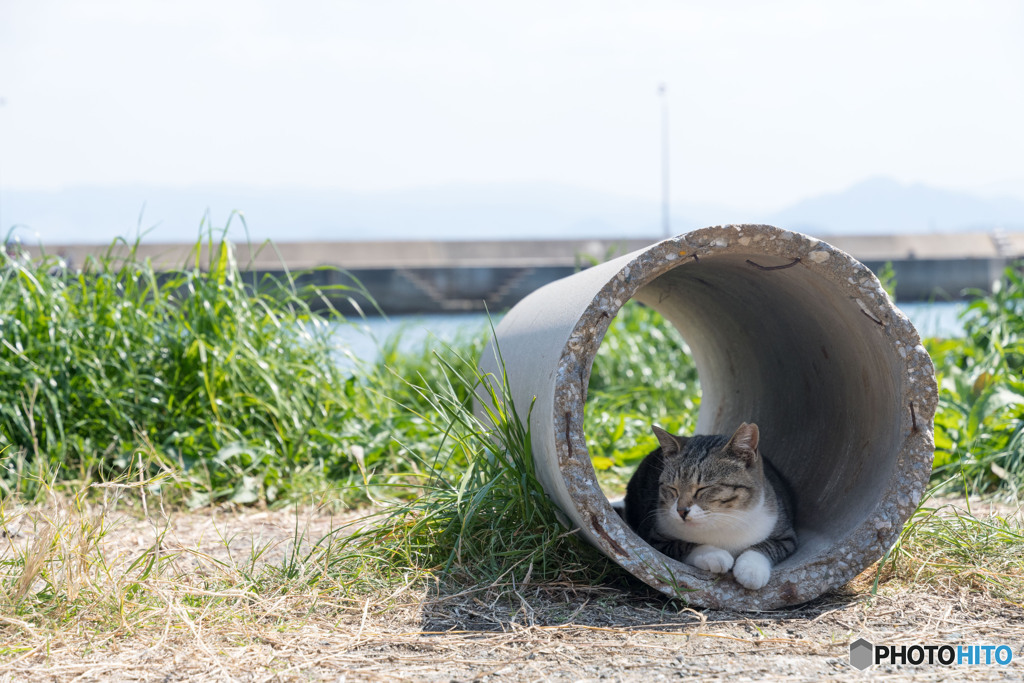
[769,177,1024,235]
[3,177,1023,244]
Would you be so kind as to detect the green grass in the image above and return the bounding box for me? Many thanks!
[0,234,620,592]
[585,301,700,494]
[1,233,1022,604]
[314,340,619,589]
[0,232,408,507]
[927,267,1024,497]
[319,264,1024,599]
[2,233,1023,683]
[306,300,701,588]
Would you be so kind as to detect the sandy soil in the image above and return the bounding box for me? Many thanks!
[1,501,1022,682]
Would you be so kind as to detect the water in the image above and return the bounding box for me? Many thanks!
[896,301,966,338]
[335,313,499,366]
[333,301,967,365]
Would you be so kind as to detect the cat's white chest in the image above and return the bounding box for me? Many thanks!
[656,495,776,555]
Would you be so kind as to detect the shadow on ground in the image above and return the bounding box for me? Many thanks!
[419,573,867,634]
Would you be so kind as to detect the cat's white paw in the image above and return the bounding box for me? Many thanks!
[687,545,734,574]
[733,550,772,590]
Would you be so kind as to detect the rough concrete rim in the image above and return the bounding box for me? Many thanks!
[482,224,938,610]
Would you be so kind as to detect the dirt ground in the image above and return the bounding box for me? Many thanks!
[1,502,1022,682]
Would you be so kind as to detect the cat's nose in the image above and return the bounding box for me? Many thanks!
[679,506,691,520]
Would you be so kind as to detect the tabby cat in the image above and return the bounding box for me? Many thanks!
[623,422,796,590]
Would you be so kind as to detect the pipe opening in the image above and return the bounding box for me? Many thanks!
[586,301,700,499]
[479,225,937,609]
[627,253,905,569]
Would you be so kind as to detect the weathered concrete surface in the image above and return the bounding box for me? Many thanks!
[478,225,938,610]
[23,232,1021,310]
[22,231,1020,269]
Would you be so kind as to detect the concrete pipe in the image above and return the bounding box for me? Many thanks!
[478,225,937,610]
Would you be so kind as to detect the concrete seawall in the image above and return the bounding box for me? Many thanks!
[22,230,1024,314]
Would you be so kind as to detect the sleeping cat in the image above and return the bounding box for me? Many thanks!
[623,422,796,590]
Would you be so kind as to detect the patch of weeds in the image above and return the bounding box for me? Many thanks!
[876,486,1024,603]
[585,301,700,494]
[312,337,621,592]
[0,227,389,506]
[928,266,1024,499]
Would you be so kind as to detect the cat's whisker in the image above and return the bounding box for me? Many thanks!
[622,423,797,590]
[705,510,758,523]
[702,515,753,532]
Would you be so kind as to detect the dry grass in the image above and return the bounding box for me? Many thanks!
[1,493,1022,682]
[876,495,1024,604]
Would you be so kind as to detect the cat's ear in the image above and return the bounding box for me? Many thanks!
[727,422,760,465]
[652,425,685,456]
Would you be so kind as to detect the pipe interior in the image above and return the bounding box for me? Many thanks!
[625,253,905,567]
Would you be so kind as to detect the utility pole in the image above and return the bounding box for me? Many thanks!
[659,83,670,238]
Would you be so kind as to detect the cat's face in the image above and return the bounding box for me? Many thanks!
[653,423,766,534]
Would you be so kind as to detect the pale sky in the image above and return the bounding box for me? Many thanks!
[2,0,1023,214]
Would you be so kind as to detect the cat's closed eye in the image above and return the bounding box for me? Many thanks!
[624,423,798,591]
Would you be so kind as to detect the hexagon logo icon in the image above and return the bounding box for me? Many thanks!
[850,638,874,670]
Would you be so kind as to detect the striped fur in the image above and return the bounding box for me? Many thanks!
[623,423,797,590]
